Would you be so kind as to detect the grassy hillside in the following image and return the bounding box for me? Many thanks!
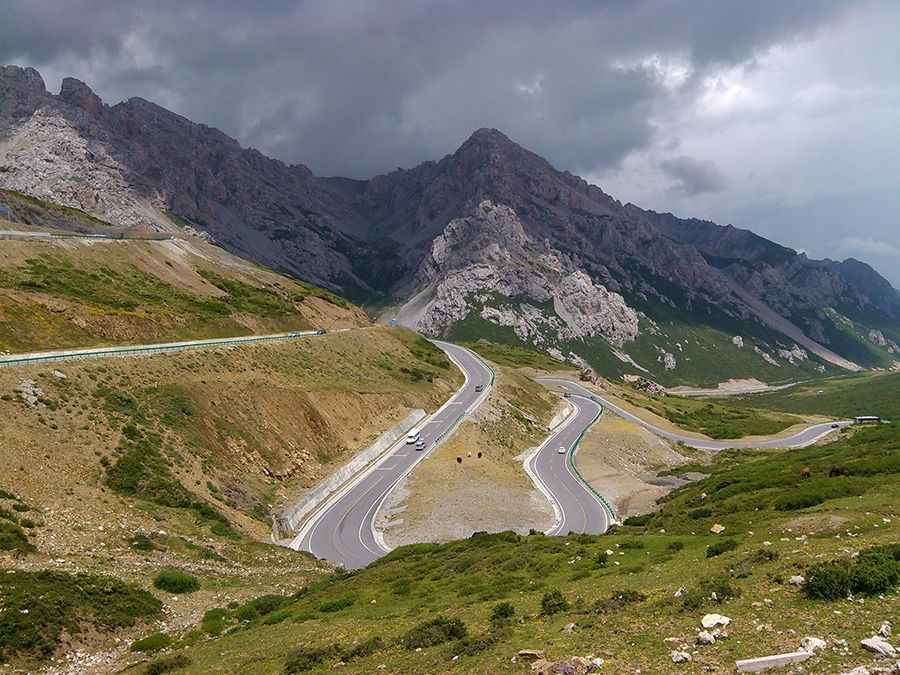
[0,327,463,668]
[109,424,898,674]
[712,371,900,421]
[0,228,363,354]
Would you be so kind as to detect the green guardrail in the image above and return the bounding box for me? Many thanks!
[0,331,320,367]
[563,394,620,525]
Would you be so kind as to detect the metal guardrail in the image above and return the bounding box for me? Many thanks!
[563,394,620,525]
[0,331,320,367]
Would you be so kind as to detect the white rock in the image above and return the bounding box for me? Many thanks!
[788,575,805,587]
[800,637,826,653]
[860,636,896,658]
[697,631,716,645]
[702,613,732,629]
[879,621,892,638]
[670,650,692,663]
[710,523,725,534]
[674,586,686,598]
[840,668,869,675]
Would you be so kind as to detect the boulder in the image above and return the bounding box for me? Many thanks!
[861,637,896,658]
[800,636,826,653]
[880,621,892,638]
[788,575,805,587]
[671,650,692,663]
[697,631,716,645]
[701,613,731,629]
[710,523,725,534]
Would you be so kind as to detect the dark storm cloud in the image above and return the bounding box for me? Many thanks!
[0,0,846,178]
[660,156,727,196]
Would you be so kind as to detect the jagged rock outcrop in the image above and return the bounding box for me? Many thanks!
[414,201,639,351]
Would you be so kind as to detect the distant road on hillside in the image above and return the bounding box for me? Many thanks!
[536,378,852,450]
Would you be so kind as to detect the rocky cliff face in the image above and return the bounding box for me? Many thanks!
[412,201,639,355]
[2,65,898,380]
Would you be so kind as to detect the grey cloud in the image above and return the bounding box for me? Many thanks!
[660,156,727,195]
[0,1,846,178]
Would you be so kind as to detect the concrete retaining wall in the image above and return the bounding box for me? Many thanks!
[276,409,426,537]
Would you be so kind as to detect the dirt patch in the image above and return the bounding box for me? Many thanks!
[574,414,694,518]
[782,513,851,535]
[379,367,558,546]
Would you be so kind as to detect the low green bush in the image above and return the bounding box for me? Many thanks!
[681,576,740,610]
[318,594,355,613]
[0,521,34,553]
[130,632,172,653]
[706,538,738,558]
[667,541,685,552]
[595,551,609,567]
[343,636,384,660]
[804,561,851,600]
[153,569,199,594]
[146,654,191,675]
[540,589,569,616]
[401,616,467,649]
[689,507,713,519]
[201,608,228,635]
[284,645,341,673]
[593,589,646,614]
[129,534,156,551]
[623,514,653,526]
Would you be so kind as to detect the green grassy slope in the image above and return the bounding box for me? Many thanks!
[121,424,899,674]
[710,371,900,421]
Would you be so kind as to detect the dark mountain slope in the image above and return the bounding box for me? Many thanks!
[2,65,898,382]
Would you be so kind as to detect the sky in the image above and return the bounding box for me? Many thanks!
[2,1,898,285]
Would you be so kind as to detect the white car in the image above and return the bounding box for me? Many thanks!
[415,439,426,451]
[557,446,567,455]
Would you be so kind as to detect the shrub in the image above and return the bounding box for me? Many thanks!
[129,534,156,551]
[593,589,646,614]
[343,636,384,660]
[146,654,191,675]
[667,541,685,552]
[706,538,738,558]
[490,602,515,629]
[235,594,289,621]
[619,540,645,550]
[401,616,467,649]
[541,589,569,616]
[595,551,609,567]
[623,514,652,526]
[153,569,199,594]
[804,562,851,600]
[689,507,713,520]
[318,595,355,613]
[0,521,35,553]
[201,608,228,635]
[849,554,899,596]
[681,576,740,610]
[284,645,340,673]
[130,632,171,653]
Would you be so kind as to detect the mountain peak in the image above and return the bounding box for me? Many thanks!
[58,77,104,118]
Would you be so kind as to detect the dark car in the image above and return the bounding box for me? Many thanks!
[315,329,327,336]
[475,383,484,392]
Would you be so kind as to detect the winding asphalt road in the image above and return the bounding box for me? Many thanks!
[289,341,494,569]
[536,378,852,450]
[526,392,611,536]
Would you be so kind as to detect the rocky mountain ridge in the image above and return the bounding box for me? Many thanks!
[2,64,899,383]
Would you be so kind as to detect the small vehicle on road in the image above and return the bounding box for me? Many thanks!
[475,383,484,392]
[406,427,421,444]
[557,446,567,455]
[315,329,327,336]
[831,423,840,429]
[415,439,426,451]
